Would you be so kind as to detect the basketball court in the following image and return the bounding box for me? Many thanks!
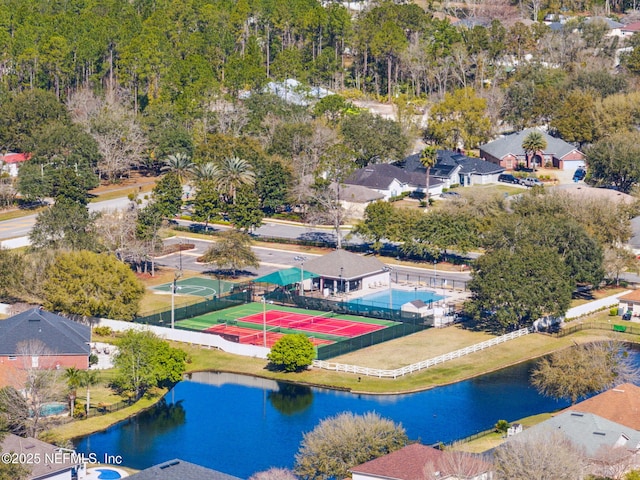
[152,276,236,297]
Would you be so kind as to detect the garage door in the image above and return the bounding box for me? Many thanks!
[562,160,585,172]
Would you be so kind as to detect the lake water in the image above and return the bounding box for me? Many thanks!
[349,288,446,310]
[74,361,570,478]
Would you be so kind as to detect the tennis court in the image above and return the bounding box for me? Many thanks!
[204,324,334,348]
[176,302,397,341]
[237,310,386,337]
[152,276,236,297]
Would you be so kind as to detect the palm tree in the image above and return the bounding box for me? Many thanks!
[64,367,82,417]
[80,370,99,417]
[190,162,220,182]
[162,153,194,184]
[214,157,256,203]
[521,131,547,171]
[419,146,438,209]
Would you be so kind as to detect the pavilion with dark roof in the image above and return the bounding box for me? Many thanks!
[303,249,389,296]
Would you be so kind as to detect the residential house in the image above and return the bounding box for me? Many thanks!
[567,383,640,431]
[344,163,443,200]
[499,411,640,477]
[0,308,91,387]
[621,21,640,37]
[0,152,30,177]
[618,291,640,320]
[584,17,625,37]
[126,459,241,480]
[337,182,385,217]
[479,128,586,171]
[304,249,389,295]
[351,443,492,480]
[401,150,505,188]
[0,433,85,480]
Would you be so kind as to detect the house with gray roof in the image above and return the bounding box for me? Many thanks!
[0,433,84,480]
[500,410,640,465]
[304,249,389,295]
[127,459,241,480]
[344,163,443,200]
[479,128,585,171]
[0,308,91,373]
[337,183,385,217]
[401,150,505,188]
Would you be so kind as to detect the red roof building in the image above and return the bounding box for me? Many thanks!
[567,383,640,431]
[350,443,492,480]
[1,152,30,177]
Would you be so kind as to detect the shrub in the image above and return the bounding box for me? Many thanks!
[93,326,113,337]
[267,334,315,372]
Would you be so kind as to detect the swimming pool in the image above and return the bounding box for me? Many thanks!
[95,468,122,479]
[349,288,445,310]
[40,402,68,416]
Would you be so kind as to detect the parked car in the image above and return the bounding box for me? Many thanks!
[498,174,520,184]
[623,311,632,321]
[521,177,543,187]
[573,167,586,182]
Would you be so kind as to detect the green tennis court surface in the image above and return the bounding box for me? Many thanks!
[152,276,236,297]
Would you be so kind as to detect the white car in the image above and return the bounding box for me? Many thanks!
[521,177,543,187]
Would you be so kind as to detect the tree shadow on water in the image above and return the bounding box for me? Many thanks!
[268,382,314,416]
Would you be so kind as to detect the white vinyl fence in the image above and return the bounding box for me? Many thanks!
[312,327,531,378]
[564,290,631,320]
[97,318,270,359]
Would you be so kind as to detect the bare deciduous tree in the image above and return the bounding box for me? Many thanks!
[0,340,64,437]
[248,467,298,480]
[68,87,147,183]
[494,430,586,480]
[590,445,637,480]
[423,446,492,480]
[531,341,640,404]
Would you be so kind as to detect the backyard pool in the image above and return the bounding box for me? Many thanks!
[349,288,445,310]
[40,402,68,417]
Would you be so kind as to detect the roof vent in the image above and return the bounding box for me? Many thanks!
[160,461,180,470]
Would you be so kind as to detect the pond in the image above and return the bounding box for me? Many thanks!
[75,360,572,479]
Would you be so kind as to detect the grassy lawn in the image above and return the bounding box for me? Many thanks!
[456,412,556,453]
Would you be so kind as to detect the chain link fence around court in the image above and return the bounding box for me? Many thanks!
[134,287,253,327]
[264,291,431,360]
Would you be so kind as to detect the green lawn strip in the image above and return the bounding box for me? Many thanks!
[457,412,556,453]
[43,390,167,443]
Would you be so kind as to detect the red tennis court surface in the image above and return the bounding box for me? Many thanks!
[205,324,334,348]
[238,310,385,337]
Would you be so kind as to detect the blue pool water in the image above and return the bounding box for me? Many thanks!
[350,288,445,310]
[96,469,121,479]
[40,402,67,416]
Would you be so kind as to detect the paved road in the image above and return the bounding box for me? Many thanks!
[159,237,471,287]
[0,196,134,240]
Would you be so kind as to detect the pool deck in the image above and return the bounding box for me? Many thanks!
[85,466,129,479]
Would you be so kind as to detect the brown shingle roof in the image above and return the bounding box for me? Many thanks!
[566,383,640,430]
[618,290,640,303]
[350,443,443,479]
[304,250,386,280]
